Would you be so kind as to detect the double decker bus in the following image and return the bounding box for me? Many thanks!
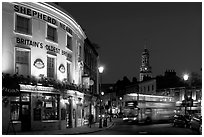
[123,93,176,123]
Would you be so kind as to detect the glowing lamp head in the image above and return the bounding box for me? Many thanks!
[101,91,104,96]
[183,74,189,81]
[98,66,104,73]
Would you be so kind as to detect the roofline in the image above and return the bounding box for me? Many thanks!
[39,2,86,39]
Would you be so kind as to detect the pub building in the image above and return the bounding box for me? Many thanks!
[2,2,99,133]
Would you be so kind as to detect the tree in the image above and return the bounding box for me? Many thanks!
[132,77,138,84]
[190,72,202,87]
[122,76,131,86]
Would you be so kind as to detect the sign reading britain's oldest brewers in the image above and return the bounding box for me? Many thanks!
[16,37,72,60]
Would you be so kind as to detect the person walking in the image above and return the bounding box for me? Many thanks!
[88,114,93,128]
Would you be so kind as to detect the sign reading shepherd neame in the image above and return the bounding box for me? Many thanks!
[14,4,72,34]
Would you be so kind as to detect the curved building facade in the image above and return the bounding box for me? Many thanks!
[2,2,98,133]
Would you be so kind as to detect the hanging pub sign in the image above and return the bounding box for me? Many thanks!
[82,76,90,89]
[89,79,94,86]
[34,58,45,69]
[59,64,65,73]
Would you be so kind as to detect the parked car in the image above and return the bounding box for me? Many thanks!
[189,113,202,134]
[172,114,191,128]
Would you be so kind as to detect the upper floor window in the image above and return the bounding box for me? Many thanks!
[15,14,32,35]
[152,85,154,91]
[67,63,71,82]
[47,24,58,43]
[15,49,30,76]
[66,34,72,50]
[47,56,55,78]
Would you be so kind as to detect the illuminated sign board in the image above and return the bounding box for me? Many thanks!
[125,101,138,108]
[20,84,55,93]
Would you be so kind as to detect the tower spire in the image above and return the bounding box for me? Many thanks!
[144,39,147,49]
[139,39,152,81]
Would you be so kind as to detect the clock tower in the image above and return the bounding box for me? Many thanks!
[139,47,152,81]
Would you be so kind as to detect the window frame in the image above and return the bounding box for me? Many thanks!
[15,13,32,36]
[66,33,72,50]
[15,48,30,76]
[42,94,59,120]
[47,55,56,79]
[46,24,58,43]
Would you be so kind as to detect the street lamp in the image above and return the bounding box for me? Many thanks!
[119,97,122,114]
[183,74,189,81]
[183,74,189,115]
[98,66,104,128]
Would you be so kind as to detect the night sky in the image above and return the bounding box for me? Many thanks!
[58,2,202,84]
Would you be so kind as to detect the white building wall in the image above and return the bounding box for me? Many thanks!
[2,2,86,85]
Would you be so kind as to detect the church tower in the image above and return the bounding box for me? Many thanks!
[139,44,152,81]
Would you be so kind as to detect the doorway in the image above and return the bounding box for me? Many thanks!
[21,103,31,131]
[20,93,31,131]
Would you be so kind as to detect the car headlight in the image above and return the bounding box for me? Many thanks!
[123,117,128,120]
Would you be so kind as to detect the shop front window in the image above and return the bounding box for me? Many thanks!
[42,94,59,120]
[10,96,20,121]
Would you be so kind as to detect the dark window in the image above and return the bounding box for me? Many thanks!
[66,34,72,50]
[16,15,31,35]
[47,25,57,42]
[152,85,154,91]
[15,49,29,75]
[67,63,70,82]
[47,56,55,78]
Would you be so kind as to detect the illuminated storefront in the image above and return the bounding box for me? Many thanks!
[2,2,88,133]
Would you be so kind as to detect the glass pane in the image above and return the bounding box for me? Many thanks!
[21,93,30,102]
[16,15,30,34]
[10,96,20,102]
[11,103,20,121]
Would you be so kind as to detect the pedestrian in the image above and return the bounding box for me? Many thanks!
[88,114,93,128]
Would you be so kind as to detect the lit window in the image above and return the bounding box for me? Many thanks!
[42,94,59,120]
[47,25,58,42]
[15,49,29,76]
[10,96,20,121]
[47,56,55,78]
[66,34,72,50]
[15,14,32,35]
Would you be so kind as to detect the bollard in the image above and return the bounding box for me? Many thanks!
[103,118,107,127]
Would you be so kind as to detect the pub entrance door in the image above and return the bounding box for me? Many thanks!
[21,102,31,131]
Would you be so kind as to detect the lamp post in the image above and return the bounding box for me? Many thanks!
[98,66,104,128]
[183,74,189,115]
[119,97,122,114]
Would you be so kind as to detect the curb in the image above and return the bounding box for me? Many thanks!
[67,122,115,135]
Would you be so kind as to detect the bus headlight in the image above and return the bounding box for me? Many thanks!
[123,117,128,120]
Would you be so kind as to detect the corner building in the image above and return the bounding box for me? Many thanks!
[2,2,94,133]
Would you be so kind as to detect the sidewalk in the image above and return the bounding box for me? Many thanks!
[5,120,115,135]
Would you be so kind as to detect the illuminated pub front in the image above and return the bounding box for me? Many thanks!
[2,2,98,133]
